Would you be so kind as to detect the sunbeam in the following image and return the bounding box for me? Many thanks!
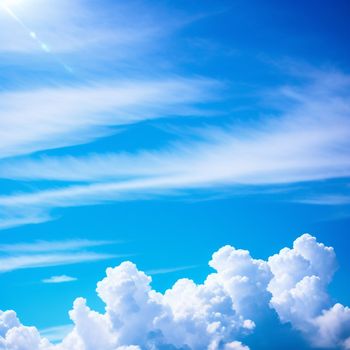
[1,1,73,73]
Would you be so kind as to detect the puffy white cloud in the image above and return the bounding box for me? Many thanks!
[2,326,51,350]
[0,311,20,338]
[0,311,52,350]
[1,234,350,349]
[223,342,249,350]
[60,297,116,350]
[267,234,337,324]
[312,304,350,349]
[208,245,272,319]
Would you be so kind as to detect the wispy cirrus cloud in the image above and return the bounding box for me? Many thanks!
[297,194,350,206]
[0,70,349,229]
[0,78,219,159]
[1,69,349,178]
[0,252,117,273]
[0,239,115,253]
[40,324,73,343]
[0,239,126,273]
[42,275,77,284]
[146,265,199,275]
[0,209,51,230]
[0,72,349,205]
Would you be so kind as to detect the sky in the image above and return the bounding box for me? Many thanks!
[0,0,350,349]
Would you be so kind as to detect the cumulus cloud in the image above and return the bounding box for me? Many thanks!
[0,310,53,350]
[45,255,258,350]
[223,342,249,350]
[312,304,350,349]
[1,234,350,349]
[267,234,340,342]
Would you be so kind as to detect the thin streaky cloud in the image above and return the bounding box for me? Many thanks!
[0,71,349,230]
[146,265,199,275]
[0,78,220,159]
[297,195,350,206]
[0,76,349,209]
[40,324,73,343]
[0,212,51,230]
[0,252,121,273]
[0,239,117,253]
[0,70,349,183]
[42,275,77,284]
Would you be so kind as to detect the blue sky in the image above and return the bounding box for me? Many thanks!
[0,1,350,349]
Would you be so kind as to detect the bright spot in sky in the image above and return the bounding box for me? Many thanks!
[2,0,18,7]
[41,43,50,52]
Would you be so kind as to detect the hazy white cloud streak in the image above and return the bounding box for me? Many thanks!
[0,72,350,210]
[1,71,349,229]
[0,239,124,272]
[0,239,115,253]
[40,325,73,344]
[146,265,199,275]
[0,78,218,159]
[42,275,77,284]
[0,252,116,273]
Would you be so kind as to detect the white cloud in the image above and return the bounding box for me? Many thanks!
[0,239,124,273]
[0,71,349,230]
[57,255,258,350]
[146,265,198,275]
[0,211,51,230]
[40,325,73,343]
[2,70,350,184]
[0,310,53,350]
[0,239,115,253]
[223,342,250,350]
[42,275,77,284]
[267,234,350,348]
[3,233,349,349]
[3,81,350,184]
[1,325,52,350]
[297,194,350,206]
[0,78,218,160]
[312,304,350,349]
[0,252,117,273]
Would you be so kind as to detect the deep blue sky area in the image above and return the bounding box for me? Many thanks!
[0,1,350,349]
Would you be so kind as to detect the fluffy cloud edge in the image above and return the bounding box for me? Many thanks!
[1,233,350,350]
